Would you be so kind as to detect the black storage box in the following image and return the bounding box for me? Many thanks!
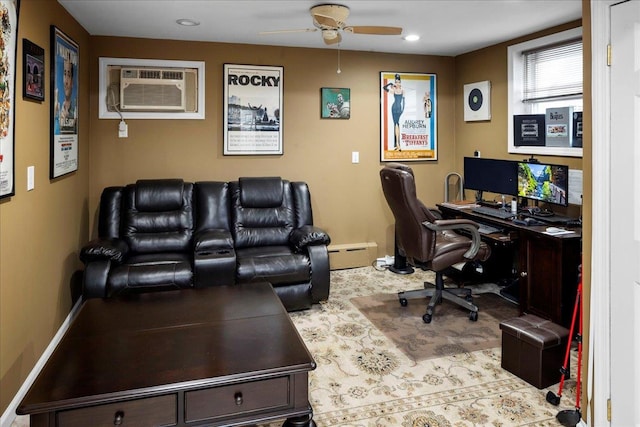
[499,314,570,389]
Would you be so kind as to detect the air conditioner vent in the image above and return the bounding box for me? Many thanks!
[120,67,187,111]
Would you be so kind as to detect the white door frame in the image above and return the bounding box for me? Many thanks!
[590,1,615,426]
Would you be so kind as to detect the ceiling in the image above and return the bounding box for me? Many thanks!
[57,0,582,56]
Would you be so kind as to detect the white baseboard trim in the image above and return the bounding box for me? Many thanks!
[1,298,83,427]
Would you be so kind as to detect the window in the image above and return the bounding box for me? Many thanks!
[508,27,583,157]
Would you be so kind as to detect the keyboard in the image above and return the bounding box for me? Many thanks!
[477,223,503,235]
[471,206,516,220]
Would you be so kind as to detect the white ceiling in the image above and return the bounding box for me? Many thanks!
[57,0,582,56]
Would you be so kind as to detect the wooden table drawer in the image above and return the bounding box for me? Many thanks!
[57,394,176,427]
[185,376,290,423]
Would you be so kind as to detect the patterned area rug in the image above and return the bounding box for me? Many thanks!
[11,267,578,427]
[351,291,519,362]
[260,267,578,427]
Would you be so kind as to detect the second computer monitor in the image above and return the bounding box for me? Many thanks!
[517,162,569,207]
[463,157,518,197]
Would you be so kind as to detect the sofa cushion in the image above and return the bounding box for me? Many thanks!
[108,252,193,296]
[135,179,185,212]
[239,177,283,208]
[235,246,311,285]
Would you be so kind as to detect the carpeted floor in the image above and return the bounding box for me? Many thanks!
[351,291,519,362]
[11,266,578,427]
[260,266,578,427]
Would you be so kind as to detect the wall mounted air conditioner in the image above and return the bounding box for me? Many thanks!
[120,68,188,111]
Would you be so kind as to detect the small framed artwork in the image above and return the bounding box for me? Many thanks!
[50,25,79,179]
[223,63,283,155]
[380,71,437,162]
[23,38,44,101]
[321,87,350,119]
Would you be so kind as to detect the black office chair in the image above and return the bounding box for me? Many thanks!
[380,163,491,323]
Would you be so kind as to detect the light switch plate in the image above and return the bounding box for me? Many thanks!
[352,151,359,163]
[27,166,35,191]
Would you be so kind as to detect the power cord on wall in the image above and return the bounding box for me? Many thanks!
[107,83,128,138]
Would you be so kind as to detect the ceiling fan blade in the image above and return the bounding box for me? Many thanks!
[313,14,340,28]
[344,26,403,35]
[259,28,317,35]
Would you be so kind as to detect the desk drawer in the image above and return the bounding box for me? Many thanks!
[57,395,176,427]
[185,376,290,423]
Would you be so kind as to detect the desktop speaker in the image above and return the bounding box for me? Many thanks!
[464,81,491,122]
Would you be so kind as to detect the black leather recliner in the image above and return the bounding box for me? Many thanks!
[229,177,331,311]
[80,177,331,311]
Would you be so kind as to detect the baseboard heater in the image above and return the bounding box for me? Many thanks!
[328,242,377,270]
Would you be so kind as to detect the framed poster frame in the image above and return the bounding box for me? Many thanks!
[380,71,437,162]
[50,25,79,179]
[0,0,19,199]
[320,87,350,119]
[223,64,283,155]
[23,38,44,101]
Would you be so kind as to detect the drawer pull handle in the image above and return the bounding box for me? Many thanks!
[520,271,528,278]
[234,392,243,405]
[113,410,125,425]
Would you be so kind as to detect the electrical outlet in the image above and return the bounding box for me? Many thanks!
[118,120,128,138]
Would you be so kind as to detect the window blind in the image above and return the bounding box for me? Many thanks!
[523,38,583,102]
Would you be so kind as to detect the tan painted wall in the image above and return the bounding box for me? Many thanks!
[0,0,90,413]
[1,1,592,418]
[87,38,457,254]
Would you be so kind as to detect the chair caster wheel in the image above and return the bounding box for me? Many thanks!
[422,313,432,323]
[465,295,473,302]
[399,298,408,307]
[469,311,478,321]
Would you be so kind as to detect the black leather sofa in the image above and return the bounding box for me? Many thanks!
[80,177,331,311]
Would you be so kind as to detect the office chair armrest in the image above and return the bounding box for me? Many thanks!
[423,219,482,260]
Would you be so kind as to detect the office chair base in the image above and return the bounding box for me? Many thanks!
[398,281,479,324]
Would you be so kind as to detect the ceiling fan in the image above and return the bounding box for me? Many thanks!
[260,3,402,45]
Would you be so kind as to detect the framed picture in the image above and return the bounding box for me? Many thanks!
[380,72,437,162]
[23,38,44,101]
[223,64,283,155]
[321,87,350,119]
[0,0,19,199]
[50,26,79,179]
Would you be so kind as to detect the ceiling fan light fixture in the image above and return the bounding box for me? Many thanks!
[403,34,420,42]
[176,18,200,27]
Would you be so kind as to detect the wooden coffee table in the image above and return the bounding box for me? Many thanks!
[17,283,316,427]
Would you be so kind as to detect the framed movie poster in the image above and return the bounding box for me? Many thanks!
[23,38,44,101]
[0,0,19,199]
[223,64,283,155]
[50,25,79,179]
[380,72,437,162]
[321,87,350,119]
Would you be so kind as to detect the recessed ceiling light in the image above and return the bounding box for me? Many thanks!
[403,34,420,42]
[176,18,200,27]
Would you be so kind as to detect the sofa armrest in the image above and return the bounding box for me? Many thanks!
[82,260,111,298]
[80,238,129,264]
[289,225,331,252]
[193,229,236,287]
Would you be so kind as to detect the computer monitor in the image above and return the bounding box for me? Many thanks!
[517,162,569,207]
[463,157,518,200]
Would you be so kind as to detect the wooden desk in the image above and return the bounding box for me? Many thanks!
[438,204,581,327]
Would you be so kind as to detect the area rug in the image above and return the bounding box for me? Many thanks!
[257,267,578,427]
[351,291,519,362]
